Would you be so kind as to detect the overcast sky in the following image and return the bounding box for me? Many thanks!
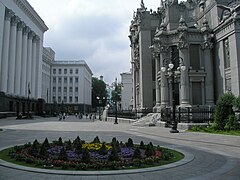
[27,0,183,84]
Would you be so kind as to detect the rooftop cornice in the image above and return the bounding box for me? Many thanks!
[13,0,48,32]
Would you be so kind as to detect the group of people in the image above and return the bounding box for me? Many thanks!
[58,112,98,121]
[58,112,68,121]
[75,113,97,120]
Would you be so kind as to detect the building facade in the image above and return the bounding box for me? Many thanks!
[42,47,93,114]
[0,0,48,114]
[129,0,240,112]
[129,1,160,112]
[50,60,92,113]
[120,70,133,111]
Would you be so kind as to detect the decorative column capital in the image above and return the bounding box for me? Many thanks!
[23,26,30,35]
[178,41,189,49]
[28,31,35,39]
[159,45,169,53]
[201,41,213,50]
[33,35,40,43]
[11,16,20,26]
[17,21,25,31]
[5,9,14,21]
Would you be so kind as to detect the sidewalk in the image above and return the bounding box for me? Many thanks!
[0,116,239,180]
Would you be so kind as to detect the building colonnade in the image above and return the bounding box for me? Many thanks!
[0,8,40,98]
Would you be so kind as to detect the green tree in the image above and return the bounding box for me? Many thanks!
[111,80,121,106]
[92,77,107,109]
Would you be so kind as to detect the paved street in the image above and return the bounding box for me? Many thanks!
[0,116,240,180]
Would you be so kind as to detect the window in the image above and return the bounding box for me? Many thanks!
[69,96,72,102]
[58,96,61,103]
[58,87,61,92]
[192,82,202,105]
[52,96,56,102]
[64,77,67,83]
[53,69,56,74]
[53,77,56,83]
[70,77,73,83]
[75,96,78,102]
[53,87,56,92]
[190,44,200,70]
[75,87,78,92]
[58,69,62,74]
[58,77,62,83]
[75,77,78,83]
[223,38,230,69]
[64,96,67,102]
[69,87,73,92]
[64,69,67,74]
[70,69,73,74]
[64,87,67,92]
[75,69,78,74]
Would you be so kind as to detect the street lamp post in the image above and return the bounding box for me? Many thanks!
[114,78,118,124]
[161,55,186,133]
[96,96,101,120]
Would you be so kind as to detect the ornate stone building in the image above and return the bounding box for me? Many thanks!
[129,0,240,112]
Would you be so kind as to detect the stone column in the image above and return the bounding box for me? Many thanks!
[153,52,161,112]
[202,42,214,105]
[31,35,38,98]
[20,26,30,96]
[26,31,34,96]
[131,62,136,111]
[160,46,169,108]
[7,16,19,94]
[0,9,13,92]
[178,43,191,107]
[14,21,24,94]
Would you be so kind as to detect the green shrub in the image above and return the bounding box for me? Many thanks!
[233,96,240,109]
[58,147,68,161]
[145,144,155,157]
[66,139,72,150]
[98,142,108,155]
[42,138,50,148]
[82,148,90,163]
[108,145,119,161]
[133,147,141,159]
[214,93,235,130]
[140,141,145,149]
[57,137,63,146]
[92,136,100,143]
[224,115,239,131]
[126,138,134,148]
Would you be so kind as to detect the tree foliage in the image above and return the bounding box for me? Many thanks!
[92,77,107,108]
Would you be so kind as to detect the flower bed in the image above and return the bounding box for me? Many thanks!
[1,136,184,170]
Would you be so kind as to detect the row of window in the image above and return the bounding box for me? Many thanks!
[53,68,79,75]
[53,77,79,83]
[53,96,78,103]
[53,87,78,93]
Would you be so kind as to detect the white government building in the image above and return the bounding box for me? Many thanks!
[0,0,92,115]
[42,47,92,113]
